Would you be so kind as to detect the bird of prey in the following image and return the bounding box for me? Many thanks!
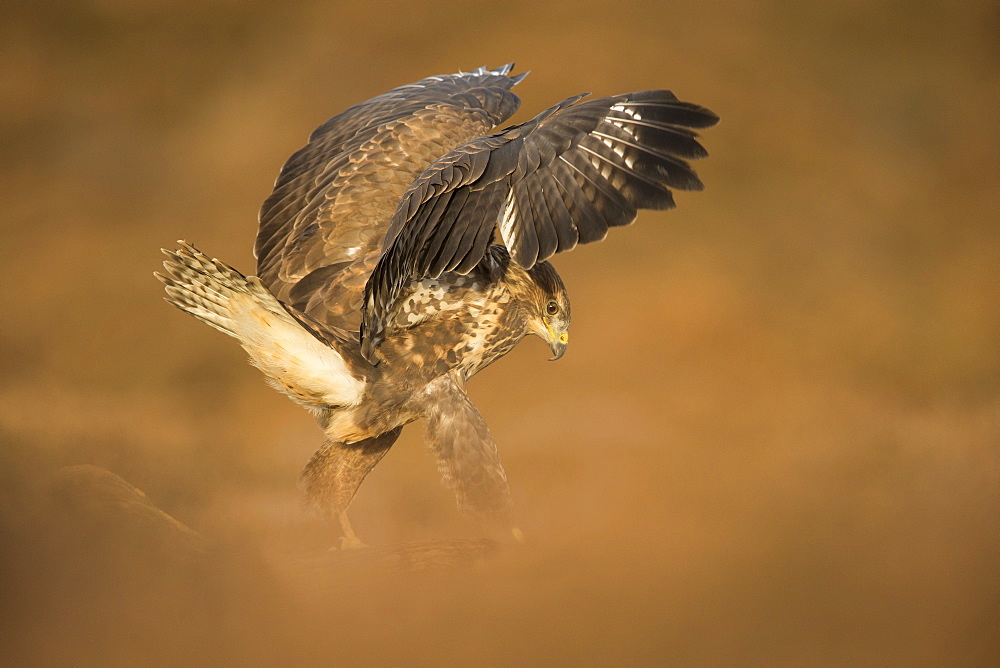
[157,64,717,548]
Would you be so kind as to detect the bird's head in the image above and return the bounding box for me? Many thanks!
[523,260,571,361]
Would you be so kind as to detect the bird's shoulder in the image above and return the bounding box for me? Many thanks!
[254,66,525,332]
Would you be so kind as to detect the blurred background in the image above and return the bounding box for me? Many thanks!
[1,0,997,664]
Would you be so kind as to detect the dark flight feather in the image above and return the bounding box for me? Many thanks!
[254,65,525,331]
[360,90,717,360]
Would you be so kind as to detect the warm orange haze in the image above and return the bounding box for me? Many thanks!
[1,1,997,665]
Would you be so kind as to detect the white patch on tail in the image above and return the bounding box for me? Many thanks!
[157,243,366,408]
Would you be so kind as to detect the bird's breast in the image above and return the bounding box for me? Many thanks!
[376,274,525,382]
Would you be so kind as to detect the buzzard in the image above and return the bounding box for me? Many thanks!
[157,65,717,548]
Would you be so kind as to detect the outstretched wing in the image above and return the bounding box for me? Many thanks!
[255,65,525,331]
[362,90,718,356]
[419,372,513,531]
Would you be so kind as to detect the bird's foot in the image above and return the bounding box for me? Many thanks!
[335,535,369,551]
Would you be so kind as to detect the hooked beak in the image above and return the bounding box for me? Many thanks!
[548,332,568,361]
[542,317,569,361]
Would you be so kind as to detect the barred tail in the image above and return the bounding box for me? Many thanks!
[156,242,268,337]
[155,242,366,408]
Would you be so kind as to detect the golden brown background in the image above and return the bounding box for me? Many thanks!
[2,0,998,664]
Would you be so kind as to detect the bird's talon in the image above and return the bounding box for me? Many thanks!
[338,535,369,551]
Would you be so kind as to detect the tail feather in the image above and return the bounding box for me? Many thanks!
[156,242,367,408]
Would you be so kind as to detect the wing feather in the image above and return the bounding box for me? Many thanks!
[361,90,717,359]
[255,66,525,331]
[511,180,540,266]
[539,171,578,251]
[453,184,505,274]
[522,172,558,262]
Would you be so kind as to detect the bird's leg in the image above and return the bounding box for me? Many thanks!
[300,427,402,550]
[337,510,366,550]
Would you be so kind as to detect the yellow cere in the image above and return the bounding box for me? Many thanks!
[542,318,568,344]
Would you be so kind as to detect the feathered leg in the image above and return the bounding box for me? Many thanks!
[300,427,402,549]
[420,373,516,536]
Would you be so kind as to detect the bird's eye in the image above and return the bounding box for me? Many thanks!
[545,301,559,316]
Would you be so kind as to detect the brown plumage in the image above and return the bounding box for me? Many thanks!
[156,65,717,547]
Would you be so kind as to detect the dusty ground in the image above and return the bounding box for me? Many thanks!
[1,1,998,664]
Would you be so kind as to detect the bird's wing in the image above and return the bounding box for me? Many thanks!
[362,90,718,357]
[419,372,513,530]
[255,65,525,331]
